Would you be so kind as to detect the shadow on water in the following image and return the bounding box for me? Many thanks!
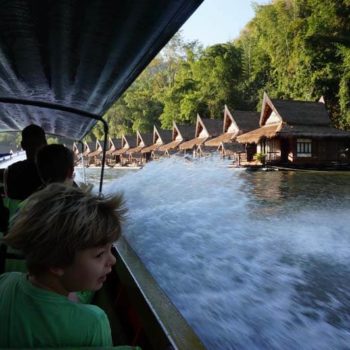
[242,170,350,217]
[86,158,350,350]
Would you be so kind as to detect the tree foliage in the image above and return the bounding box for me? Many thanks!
[2,2,348,144]
[96,1,349,139]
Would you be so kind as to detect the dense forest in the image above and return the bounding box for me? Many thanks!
[1,0,349,146]
[91,0,350,140]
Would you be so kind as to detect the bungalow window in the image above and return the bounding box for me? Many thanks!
[297,139,312,157]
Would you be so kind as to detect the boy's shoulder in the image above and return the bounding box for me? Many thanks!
[0,271,22,284]
[0,272,106,320]
[71,298,107,318]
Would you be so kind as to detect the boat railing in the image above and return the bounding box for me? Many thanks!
[97,237,206,350]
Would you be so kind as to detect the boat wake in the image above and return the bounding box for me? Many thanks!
[105,157,350,350]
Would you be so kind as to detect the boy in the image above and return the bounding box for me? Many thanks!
[1,144,76,275]
[0,183,126,348]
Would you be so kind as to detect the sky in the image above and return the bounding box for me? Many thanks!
[180,0,270,47]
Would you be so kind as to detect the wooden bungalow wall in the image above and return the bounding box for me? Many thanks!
[259,137,350,165]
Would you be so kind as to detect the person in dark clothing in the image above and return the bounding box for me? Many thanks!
[36,144,75,186]
[4,125,47,200]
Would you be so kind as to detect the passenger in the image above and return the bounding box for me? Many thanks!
[4,124,47,200]
[0,183,125,348]
[2,144,75,274]
[36,144,93,303]
[36,144,75,186]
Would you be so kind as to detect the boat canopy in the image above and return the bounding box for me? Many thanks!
[0,0,203,140]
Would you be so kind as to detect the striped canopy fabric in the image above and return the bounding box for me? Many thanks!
[0,0,203,140]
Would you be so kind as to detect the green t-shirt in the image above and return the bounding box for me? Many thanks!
[0,272,113,348]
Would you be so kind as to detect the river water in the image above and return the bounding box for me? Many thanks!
[78,157,350,350]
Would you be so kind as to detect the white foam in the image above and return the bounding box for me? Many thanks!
[104,157,350,349]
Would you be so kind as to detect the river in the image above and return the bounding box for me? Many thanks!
[77,157,350,350]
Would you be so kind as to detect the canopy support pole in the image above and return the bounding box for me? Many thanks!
[99,118,109,194]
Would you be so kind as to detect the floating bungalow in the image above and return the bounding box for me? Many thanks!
[204,105,260,164]
[79,141,95,167]
[106,137,122,167]
[126,132,153,165]
[179,114,222,157]
[86,139,109,167]
[158,122,196,156]
[112,135,136,166]
[237,93,350,168]
[72,142,81,165]
[141,126,172,160]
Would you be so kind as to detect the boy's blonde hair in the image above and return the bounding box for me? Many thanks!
[4,183,126,275]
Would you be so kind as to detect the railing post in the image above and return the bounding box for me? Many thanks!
[99,118,109,194]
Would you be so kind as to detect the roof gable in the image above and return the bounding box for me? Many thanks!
[154,126,172,144]
[260,92,330,127]
[232,109,260,134]
[223,106,238,133]
[86,141,96,151]
[173,122,195,141]
[111,138,122,149]
[122,135,136,148]
[195,115,222,138]
[137,131,153,146]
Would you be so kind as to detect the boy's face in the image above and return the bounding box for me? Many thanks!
[57,242,116,292]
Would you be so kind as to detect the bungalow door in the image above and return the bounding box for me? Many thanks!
[280,139,289,163]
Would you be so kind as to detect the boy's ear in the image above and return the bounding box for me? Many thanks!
[49,266,65,277]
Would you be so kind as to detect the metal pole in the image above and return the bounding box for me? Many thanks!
[99,118,109,194]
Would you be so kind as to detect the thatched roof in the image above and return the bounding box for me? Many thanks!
[141,143,159,153]
[140,127,173,153]
[273,100,330,125]
[237,93,350,144]
[111,135,135,155]
[200,118,222,137]
[158,139,182,151]
[175,124,195,140]
[234,110,260,133]
[82,141,95,156]
[138,132,153,146]
[111,138,122,148]
[88,139,106,157]
[123,135,136,148]
[156,128,173,144]
[204,107,259,147]
[179,116,221,150]
[113,147,129,156]
[157,123,195,151]
[72,142,81,154]
[126,146,143,155]
[237,123,350,144]
[237,124,282,144]
[88,149,101,157]
[205,132,235,147]
[179,137,207,150]
[106,138,122,154]
[261,93,331,127]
